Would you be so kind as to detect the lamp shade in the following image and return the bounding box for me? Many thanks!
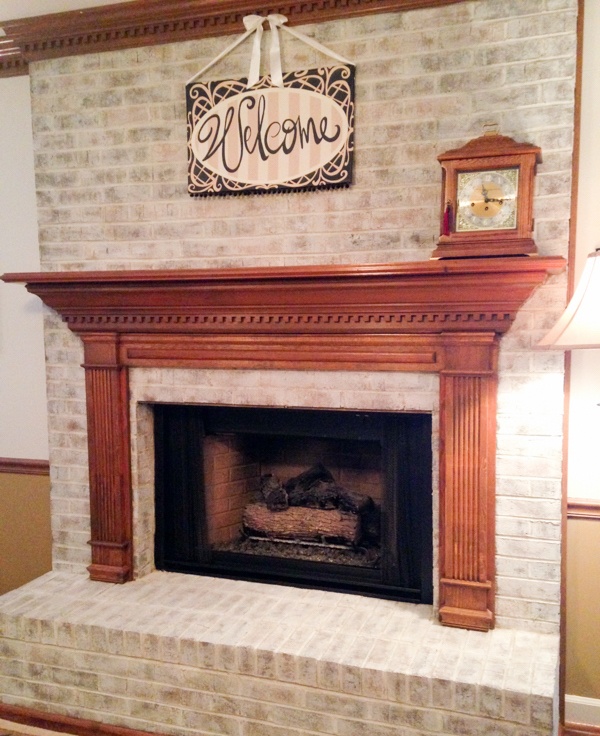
[538,249,600,349]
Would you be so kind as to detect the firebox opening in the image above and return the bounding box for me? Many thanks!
[154,404,433,604]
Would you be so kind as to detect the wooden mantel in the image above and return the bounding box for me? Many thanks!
[3,256,565,631]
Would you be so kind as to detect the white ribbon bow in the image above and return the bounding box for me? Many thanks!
[246,14,286,87]
[187,14,353,88]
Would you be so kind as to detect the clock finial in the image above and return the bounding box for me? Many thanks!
[483,121,500,136]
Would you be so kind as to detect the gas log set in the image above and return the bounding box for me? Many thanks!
[242,463,381,557]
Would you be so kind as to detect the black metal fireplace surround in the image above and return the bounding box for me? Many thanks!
[154,404,433,604]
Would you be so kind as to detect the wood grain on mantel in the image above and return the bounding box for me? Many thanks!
[3,257,566,338]
[0,0,463,77]
[2,256,565,631]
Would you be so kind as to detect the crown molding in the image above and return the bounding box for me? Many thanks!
[0,38,29,77]
[0,0,462,78]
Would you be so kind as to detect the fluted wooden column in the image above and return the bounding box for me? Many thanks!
[438,334,498,631]
[82,333,133,583]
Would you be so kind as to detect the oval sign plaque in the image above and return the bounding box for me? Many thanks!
[187,64,355,196]
[191,87,349,185]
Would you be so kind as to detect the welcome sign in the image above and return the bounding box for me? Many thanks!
[187,64,355,196]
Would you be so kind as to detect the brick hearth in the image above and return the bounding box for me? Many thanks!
[0,571,558,735]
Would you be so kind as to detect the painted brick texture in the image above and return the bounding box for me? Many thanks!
[0,571,559,736]
[27,0,577,640]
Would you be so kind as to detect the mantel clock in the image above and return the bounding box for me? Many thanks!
[432,129,541,259]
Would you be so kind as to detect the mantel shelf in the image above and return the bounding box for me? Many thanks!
[3,256,565,338]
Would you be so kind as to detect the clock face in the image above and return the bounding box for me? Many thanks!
[455,167,519,232]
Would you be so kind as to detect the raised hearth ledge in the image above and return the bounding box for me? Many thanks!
[0,570,559,736]
[2,256,566,632]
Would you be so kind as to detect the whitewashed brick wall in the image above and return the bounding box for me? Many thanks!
[31,0,578,633]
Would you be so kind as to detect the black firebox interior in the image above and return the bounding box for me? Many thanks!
[154,404,433,604]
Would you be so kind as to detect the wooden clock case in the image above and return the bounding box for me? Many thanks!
[432,131,542,259]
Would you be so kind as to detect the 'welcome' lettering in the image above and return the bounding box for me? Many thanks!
[191,86,349,185]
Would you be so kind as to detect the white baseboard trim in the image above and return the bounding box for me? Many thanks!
[566,695,600,727]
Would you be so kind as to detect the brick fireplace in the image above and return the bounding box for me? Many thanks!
[4,255,564,631]
[1,256,565,735]
[0,0,578,732]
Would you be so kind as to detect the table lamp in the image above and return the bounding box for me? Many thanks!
[539,249,600,349]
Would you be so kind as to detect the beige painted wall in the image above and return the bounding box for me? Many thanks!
[0,472,52,595]
[566,517,600,700]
